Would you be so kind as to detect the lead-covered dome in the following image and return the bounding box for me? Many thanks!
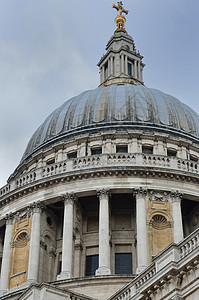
[22,84,199,162]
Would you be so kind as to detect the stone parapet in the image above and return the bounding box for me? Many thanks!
[1,153,199,202]
[108,227,199,300]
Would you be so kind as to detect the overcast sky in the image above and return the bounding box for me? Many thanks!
[0,0,199,187]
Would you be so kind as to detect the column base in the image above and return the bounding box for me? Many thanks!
[57,271,72,280]
[95,266,111,276]
[136,265,147,274]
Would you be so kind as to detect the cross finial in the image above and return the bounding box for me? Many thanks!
[112,2,129,34]
[112,2,128,17]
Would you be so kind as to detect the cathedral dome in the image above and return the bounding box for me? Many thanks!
[22,84,199,162]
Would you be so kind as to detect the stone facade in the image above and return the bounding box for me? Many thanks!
[0,3,199,300]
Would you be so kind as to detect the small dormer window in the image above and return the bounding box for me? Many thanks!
[116,145,128,153]
[46,158,55,165]
[142,146,153,154]
[91,148,102,155]
[68,152,77,159]
[190,155,198,162]
[167,149,176,157]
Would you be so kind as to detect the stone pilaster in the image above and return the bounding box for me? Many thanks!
[95,189,111,276]
[134,188,148,273]
[0,214,13,294]
[57,192,76,280]
[27,202,44,283]
[171,192,184,243]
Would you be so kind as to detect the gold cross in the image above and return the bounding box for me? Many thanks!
[112,1,128,16]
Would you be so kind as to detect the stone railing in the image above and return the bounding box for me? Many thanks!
[109,228,199,300]
[0,153,199,198]
[42,161,67,177]
[16,171,37,188]
[179,228,199,258]
[134,266,156,289]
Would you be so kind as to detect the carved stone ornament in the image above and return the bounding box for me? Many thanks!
[171,191,183,203]
[97,188,110,199]
[4,213,14,225]
[61,192,77,205]
[148,191,169,203]
[14,207,32,222]
[133,187,147,197]
[28,201,45,214]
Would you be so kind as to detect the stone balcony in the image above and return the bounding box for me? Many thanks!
[109,227,199,300]
[0,153,198,200]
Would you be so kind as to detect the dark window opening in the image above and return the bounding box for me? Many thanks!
[115,253,132,274]
[167,150,176,157]
[128,63,132,76]
[58,260,62,275]
[85,255,99,276]
[46,158,55,165]
[91,148,102,155]
[142,146,153,154]
[104,63,108,80]
[190,155,198,162]
[116,145,128,153]
[47,216,53,227]
[68,152,77,159]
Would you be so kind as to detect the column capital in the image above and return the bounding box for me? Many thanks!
[61,192,77,205]
[171,191,183,203]
[28,201,45,214]
[4,213,14,225]
[97,188,110,199]
[133,187,147,198]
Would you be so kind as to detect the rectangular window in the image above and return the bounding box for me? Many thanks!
[190,155,198,162]
[142,146,153,154]
[91,148,102,155]
[46,158,55,165]
[115,253,132,274]
[68,152,77,159]
[85,255,99,276]
[167,150,176,157]
[116,145,128,153]
[128,63,132,76]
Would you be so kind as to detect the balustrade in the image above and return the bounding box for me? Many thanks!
[109,228,199,300]
[0,154,199,199]
[16,171,36,188]
[179,228,199,258]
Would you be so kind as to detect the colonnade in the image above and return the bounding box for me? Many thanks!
[100,55,142,82]
[0,189,184,293]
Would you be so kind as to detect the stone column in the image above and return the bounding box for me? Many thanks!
[27,202,43,283]
[135,188,148,273]
[172,192,184,243]
[102,66,105,83]
[121,55,124,74]
[0,215,13,294]
[95,189,111,275]
[49,247,56,282]
[57,193,76,280]
[110,56,114,75]
[74,242,83,277]
[124,55,128,74]
[134,60,137,79]
[108,58,111,77]
[138,61,141,80]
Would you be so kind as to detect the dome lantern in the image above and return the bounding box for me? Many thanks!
[97,2,145,87]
